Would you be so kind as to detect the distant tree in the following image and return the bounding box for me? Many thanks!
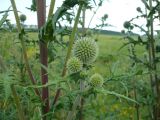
[19,14,26,23]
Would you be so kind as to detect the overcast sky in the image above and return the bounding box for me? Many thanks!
[1,0,157,33]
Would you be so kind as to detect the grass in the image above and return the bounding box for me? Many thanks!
[0,31,149,119]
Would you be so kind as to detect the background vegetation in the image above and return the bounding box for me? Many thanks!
[1,0,160,120]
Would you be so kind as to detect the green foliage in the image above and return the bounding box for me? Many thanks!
[2,0,160,119]
[0,7,10,28]
[27,0,37,11]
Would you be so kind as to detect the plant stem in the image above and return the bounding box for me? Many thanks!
[79,7,86,120]
[10,0,41,97]
[62,3,83,77]
[145,6,155,119]
[129,44,140,120]
[133,82,140,120]
[51,5,83,117]
[48,0,56,19]
[66,81,85,120]
[82,7,86,36]
[148,0,160,119]
[11,85,25,120]
[50,1,83,117]
[52,5,83,118]
[87,6,100,29]
[79,80,85,120]
[66,95,81,120]
[0,55,6,72]
[36,0,49,119]
[52,5,83,119]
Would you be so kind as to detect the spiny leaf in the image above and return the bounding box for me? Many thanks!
[141,0,150,10]
[96,89,139,104]
[26,0,36,11]
[52,0,79,29]
[0,8,10,27]
[148,2,160,18]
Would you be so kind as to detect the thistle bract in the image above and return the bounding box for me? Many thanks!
[67,57,82,74]
[80,70,88,78]
[90,73,103,87]
[73,37,98,64]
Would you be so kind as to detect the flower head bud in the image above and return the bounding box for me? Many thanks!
[89,73,104,87]
[73,37,98,64]
[67,57,82,74]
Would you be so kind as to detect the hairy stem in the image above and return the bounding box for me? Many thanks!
[36,0,49,119]
[51,5,83,116]
[62,3,83,77]
[148,0,160,119]
[48,0,56,19]
[10,0,41,97]
[50,1,82,116]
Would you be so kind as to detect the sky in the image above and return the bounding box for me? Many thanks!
[0,0,157,33]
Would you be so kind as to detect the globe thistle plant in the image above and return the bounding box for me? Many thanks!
[67,57,82,74]
[89,73,104,87]
[73,37,98,64]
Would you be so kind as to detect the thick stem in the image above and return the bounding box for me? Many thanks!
[48,0,56,19]
[62,4,83,77]
[145,6,155,119]
[53,4,83,115]
[148,0,160,119]
[36,0,49,119]
[51,1,83,116]
[10,0,40,97]
[52,5,83,116]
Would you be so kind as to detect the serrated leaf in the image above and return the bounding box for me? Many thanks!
[0,9,9,27]
[141,0,150,10]
[96,89,139,104]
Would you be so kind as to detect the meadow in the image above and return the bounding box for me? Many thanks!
[1,31,152,120]
[1,0,160,119]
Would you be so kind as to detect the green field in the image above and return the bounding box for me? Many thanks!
[0,32,152,120]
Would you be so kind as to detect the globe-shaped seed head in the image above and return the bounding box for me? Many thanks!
[73,38,98,64]
[67,57,82,74]
[19,14,27,23]
[90,73,104,87]
[123,21,131,29]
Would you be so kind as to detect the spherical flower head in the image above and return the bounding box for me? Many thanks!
[19,14,26,22]
[123,21,131,29]
[90,73,104,87]
[67,57,82,74]
[73,37,98,64]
